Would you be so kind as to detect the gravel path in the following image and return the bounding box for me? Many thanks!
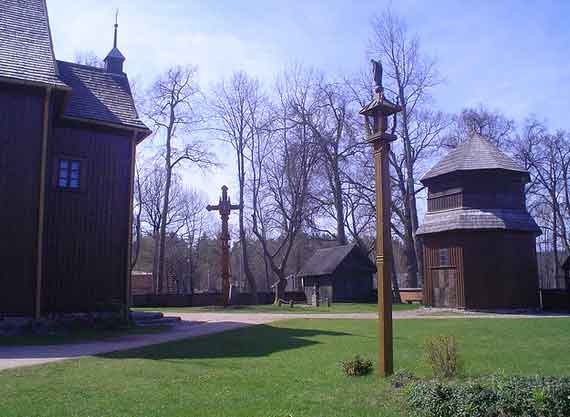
[0,309,566,371]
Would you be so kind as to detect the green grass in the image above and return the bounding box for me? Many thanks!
[0,325,167,346]
[134,302,420,314]
[1,318,569,417]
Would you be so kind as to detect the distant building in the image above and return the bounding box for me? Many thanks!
[1,0,150,316]
[298,244,375,305]
[417,135,540,309]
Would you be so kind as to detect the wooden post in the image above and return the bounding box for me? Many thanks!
[359,59,402,377]
[373,139,393,376]
[125,131,137,321]
[35,86,52,320]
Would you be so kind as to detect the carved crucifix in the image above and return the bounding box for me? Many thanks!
[206,185,240,306]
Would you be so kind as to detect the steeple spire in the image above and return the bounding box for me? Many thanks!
[104,9,125,74]
[113,9,118,49]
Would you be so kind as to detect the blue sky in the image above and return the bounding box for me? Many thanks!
[46,0,570,202]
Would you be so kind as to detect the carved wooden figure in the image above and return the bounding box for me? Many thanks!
[207,185,240,306]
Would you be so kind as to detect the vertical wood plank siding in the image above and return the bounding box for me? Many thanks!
[462,231,539,309]
[423,231,539,309]
[427,192,463,212]
[42,123,132,312]
[423,235,465,308]
[0,86,44,314]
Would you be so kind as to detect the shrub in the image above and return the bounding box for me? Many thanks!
[391,369,418,388]
[341,355,373,376]
[406,374,570,417]
[423,335,461,379]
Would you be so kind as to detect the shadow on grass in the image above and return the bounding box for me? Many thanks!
[102,324,351,361]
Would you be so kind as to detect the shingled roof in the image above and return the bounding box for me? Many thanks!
[422,134,528,182]
[0,0,67,88]
[298,244,375,278]
[57,61,148,131]
[416,208,541,236]
[0,0,149,136]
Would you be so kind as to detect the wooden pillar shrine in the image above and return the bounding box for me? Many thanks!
[359,59,402,377]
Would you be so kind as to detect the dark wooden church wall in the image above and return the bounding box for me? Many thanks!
[42,123,132,312]
[462,231,539,309]
[0,85,44,314]
[422,234,465,308]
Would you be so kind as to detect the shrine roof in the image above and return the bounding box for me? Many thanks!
[416,208,541,235]
[422,134,528,182]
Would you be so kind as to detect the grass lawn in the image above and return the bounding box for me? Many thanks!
[134,302,420,314]
[1,318,569,417]
[0,325,167,347]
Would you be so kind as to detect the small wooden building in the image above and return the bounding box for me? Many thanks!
[298,244,375,305]
[1,0,150,316]
[417,134,541,309]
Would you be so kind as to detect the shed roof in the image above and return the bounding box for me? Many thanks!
[416,208,541,236]
[0,0,67,88]
[57,61,148,131]
[298,243,375,278]
[422,134,528,182]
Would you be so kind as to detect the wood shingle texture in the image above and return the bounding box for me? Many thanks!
[418,134,540,309]
[422,134,529,181]
[418,134,540,236]
[57,61,147,131]
[0,0,67,88]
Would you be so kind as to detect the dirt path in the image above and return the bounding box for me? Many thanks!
[0,309,566,372]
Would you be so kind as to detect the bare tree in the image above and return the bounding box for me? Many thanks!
[131,163,144,271]
[210,71,267,302]
[519,120,570,287]
[138,163,187,292]
[73,50,103,68]
[287,69,365,246]
[445,106,516,149]
[251,73,319,301]
[369,9,447,287]
[145,66,215,293]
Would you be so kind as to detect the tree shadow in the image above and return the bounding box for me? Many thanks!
[102,324,351,361]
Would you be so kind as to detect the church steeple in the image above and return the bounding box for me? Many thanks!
[104,10,125,74]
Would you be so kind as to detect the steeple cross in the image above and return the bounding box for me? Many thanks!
[206,185,240,306]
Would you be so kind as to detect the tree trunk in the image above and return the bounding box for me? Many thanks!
[390,247,402,303]
[152,230,160,294]
[399,87,421,288]
[237,145,258,303]
[332,165,348,245]
[157,125,174,294]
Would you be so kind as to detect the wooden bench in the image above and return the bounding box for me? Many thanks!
[398,288,423,304]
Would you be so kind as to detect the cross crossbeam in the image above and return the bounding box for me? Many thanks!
[206,185,240,306]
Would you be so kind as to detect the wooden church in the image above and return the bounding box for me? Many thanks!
[417,134,541,309]
[0,0,150,317]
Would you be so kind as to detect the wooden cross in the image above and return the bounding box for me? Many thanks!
[206,185,240,306]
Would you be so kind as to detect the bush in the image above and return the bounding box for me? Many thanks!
[341,355,373,376]
[391,369,418,388]
[405,374,570,417]
[424,335,461,379]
